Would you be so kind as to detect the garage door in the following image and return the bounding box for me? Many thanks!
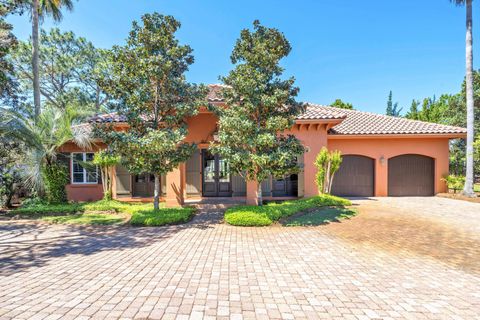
[388,154,434,196]
[331,155,375,197]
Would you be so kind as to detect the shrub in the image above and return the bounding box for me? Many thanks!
[224,194,351,226]
[92,151,120,200]
[442,175,465,193]
[42,163,68,204]
[130,208,195,226]
[314,147,342,194]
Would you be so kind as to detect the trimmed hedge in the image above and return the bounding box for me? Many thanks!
[224,194,351,227]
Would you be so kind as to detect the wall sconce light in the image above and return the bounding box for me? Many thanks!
[305,146,311,153]
[213,132,219,141]
[379,156,386,166]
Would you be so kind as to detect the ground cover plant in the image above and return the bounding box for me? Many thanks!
[9,199,195,226]
[224,194,351,227]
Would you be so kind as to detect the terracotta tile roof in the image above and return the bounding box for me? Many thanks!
[304,103,467,135]
[297,103,347,120]
[87,86,466,136]
[206,84,227,102]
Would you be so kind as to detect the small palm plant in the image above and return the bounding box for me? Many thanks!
[314,147,342,194]
[0,105,91,200]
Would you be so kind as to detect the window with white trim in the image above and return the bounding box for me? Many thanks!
[71,152,98,184]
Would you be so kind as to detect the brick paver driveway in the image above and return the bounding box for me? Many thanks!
[0,197,479,320]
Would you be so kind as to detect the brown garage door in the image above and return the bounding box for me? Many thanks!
[331,155,375,197]
[388,154,434,196]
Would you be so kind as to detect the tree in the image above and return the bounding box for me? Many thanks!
[0,0,19,106]
[314,147,342,194]
[451,0,475,196]
[405,95,450,123]
[211,20,305,205]
[97,13,206,209]
[386,90,403,117]
[0,105,91,198]
[12,28,110,114]
[330,99,354,110]
[28,0,74,121]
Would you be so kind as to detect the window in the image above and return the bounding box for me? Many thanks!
[71,153,98,184]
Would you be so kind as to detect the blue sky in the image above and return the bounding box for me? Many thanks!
[7,0,477,114]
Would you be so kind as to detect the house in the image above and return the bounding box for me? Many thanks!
[59,85,467,206]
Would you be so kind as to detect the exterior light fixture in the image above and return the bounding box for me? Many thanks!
[379,156,386,166]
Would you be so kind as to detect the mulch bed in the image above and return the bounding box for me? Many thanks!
[437,193,480,203]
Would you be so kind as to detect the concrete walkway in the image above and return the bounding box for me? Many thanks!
[0,197,479,319]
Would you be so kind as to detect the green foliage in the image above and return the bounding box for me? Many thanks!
[97,13,206,209]
[211,20,305,201]
[0,104,91,193]
[130,207,195,226]
[42,162,68,203]
[12,198,194,226]
[284,207,358,226]
[330,99,354,110]
[42,213,124,225]
[93,151,120,200]
[474,136,480,175]
[314,147,342,194]
[441,175,465,193]
[405,95,450,123]
[0,137,23,208]
[11,28,110,113]
[386,90,403,117]
[0,2,19,106]
[224,195,351,226]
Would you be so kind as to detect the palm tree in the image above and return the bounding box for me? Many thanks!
[451,0,475,196]
[31,0,74,122]
[0,105,90,193]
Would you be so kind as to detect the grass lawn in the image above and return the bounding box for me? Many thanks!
[283,207,358,227]
[42,213,125,225]
[475,184,480,193]
[224,194,351,227]
[10,200,195,226]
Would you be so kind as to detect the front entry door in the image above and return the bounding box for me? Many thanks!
[202,150,232,197]
[133,173,155,197]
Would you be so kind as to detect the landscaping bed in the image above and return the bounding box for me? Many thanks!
[6,200,195,226]
[224,194,352,227]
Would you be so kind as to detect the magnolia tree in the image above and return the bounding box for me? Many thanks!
[210,20,305,205]
[98,13,206,209]
[314,147,342,194]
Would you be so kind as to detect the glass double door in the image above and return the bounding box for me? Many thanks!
[202,150,232,197]
[133,173,155,197]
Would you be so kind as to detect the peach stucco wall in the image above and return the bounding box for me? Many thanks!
[59,142,106,202]
[288,124,329,198]
[59,113,454,205]
[327,137,450,196]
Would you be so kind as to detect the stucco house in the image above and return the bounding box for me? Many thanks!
[59,84,467,206]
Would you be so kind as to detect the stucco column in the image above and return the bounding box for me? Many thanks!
[246,180,259,205]
[166,163,186,207]
[375,157,388,196]
[299,124,328,198]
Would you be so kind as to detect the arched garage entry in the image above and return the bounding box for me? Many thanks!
[388,154,434,196]
[331,155,375,197]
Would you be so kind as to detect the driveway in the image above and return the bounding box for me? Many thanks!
[0,197,479,320]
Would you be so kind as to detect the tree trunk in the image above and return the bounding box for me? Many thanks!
[32,0,41,122]
[463,0,476,197]
[257,182,263,206]
[153,174,160,210]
